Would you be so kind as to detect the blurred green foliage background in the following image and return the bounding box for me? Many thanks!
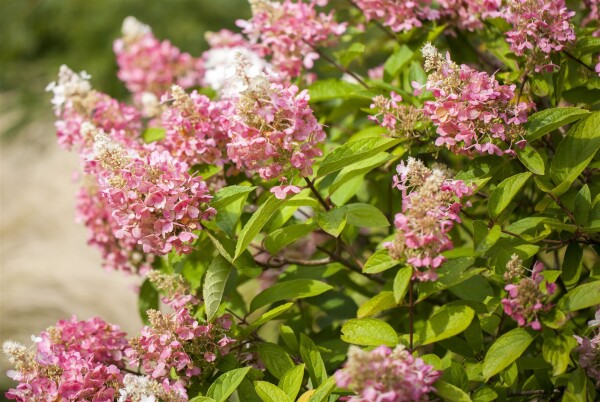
[0,0,250,139]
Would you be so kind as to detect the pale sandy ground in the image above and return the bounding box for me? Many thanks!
[0,104,142,389]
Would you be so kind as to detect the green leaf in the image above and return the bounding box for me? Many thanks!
[138,279,159,325]
[211,185,256,210]
[308,79,362,102]
[417,258,479,301]
[207,367,252,402]
[142,127,166,143]
[335,42,365,67]
[516,144,546,175]
[329,153,393,195]
[393,266,412,303]
[574,185,591,226]
[482,328,536,380]
[435,381,472,402]
[258,343,295,380]
[316,207,347,237]
[526,107,590,141]
[363,249,400,274]
[203,256,233,322]
[308,376,336,402]
[278,365,305,401]
[345,203,389,228]
[488,172,532,219]
[247,302,294,332]
[235,194,285,259]
[341,318,399,347]
[317,137,401,177]
[357,291,397,318]
[250,279,333,311]
[562,242,583,290]
[550,112,600,185]
[189,397,216,402]
[279,325,299,353]
[542,331,578,376]
[384,45,413,77]
[264,220,319,254]
[465,317,483,354]
[299,334,328,386]
[472,387,498,402]
[559,281,600,312]
[420,306,475,345]
[576,36,600,55]
[254,381,293,402]
[475,224,501,255]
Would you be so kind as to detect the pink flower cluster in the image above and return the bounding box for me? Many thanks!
[46,65,142,152]
[574,310,600,387]
[335,345,441,402]
[500,0,576,72]
[3,317,129,401]
[236,0,346,78]
[369,91,423,139]
[126,308,235,395]
[353,0,500,33]
[386,158,472,281]
[160,85,231,166]
[416,43,529,156]
[502,260,557,330]
[225,55,326,199]
[92,129,215,255]
[113,17,204,101]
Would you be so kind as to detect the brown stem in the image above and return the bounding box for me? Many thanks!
[317,245,385,284]
[548,193,576,223]
[304,176,331,211]
[564,51,595,73]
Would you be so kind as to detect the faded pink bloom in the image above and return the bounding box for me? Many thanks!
[126,309,235,391]
[113,17,204,101]
[418,43,530,156]
[497,0,576,72]
[369,92,424,139]
[225,55,326,199]
[160,85,231,166]
[335,345,440,402]
[236,0,346,78]
[353,0,437,33]
[386,158,472,281]
[91,128,215,255]
[502,260,557,330]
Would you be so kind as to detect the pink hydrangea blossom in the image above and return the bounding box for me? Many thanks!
[126,308,235,393]
[499,0,576,72]
[502,260,557,330]
[160,85,231,166]
[437,0,501,31]
[335,345,441,402]
[3,317,129,401]
[113,17,204,102]
[574,309,600,387]
[416,43,530,156]
[353,0,437,33]
[583,0,600,37]
[224,55,326,199]
[236,0,346,78]
[385,158,472,281]
[369,91,424,139]
[91,127,215,255]
[46,65,143,152]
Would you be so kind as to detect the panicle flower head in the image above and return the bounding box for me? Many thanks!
[125,308,235,392]
[3,318,127,402]
[47,65,143,151]
[236,0,347,78]
[113,17,204,101]
[91,126,216,255]
[225,55,326,199]
[386,158,472,281]
[118,374,187,402]
[160,85,231,166]
[369,92,424,140]
[574,310,600,387]
[502,261,557,330]
[504,253,526,282]
[417,43,530,156]
[436,0,501,31]
[499,0,576,72]
[334,345,441,402]
[147,270,199,309]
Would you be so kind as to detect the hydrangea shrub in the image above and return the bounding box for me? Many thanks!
[4,0,600,400]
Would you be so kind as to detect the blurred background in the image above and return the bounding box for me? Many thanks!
[0,0,248,394]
